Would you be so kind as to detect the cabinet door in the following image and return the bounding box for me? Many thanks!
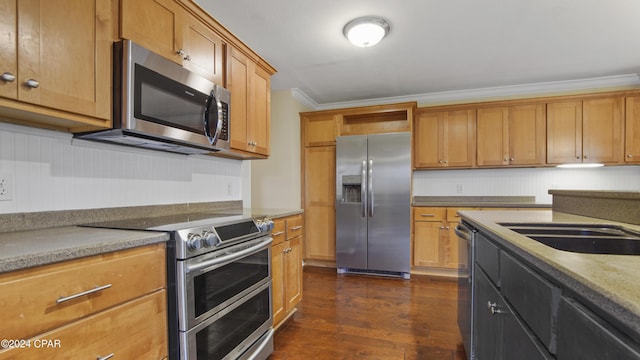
[413,221,441,267]
[625,96,640,163]
[285,236,303,311]
[547,101,583,164]
[183,12,225,85]
[304,146,336,261]
[558,298,640,360]
[121,0,184,64]
[474,265,502,360]
[413,111,442,168]
[477,107,509,167]
[228,47,249,151]
[271,241,286,326]
[445,221,462,269]
[17,0,112,120]
[303,114,339,147]
[248,64,270,155]
[0,0,17,99]
[582,97,624,164]
[443,110,476,167]
[510,104,546,166]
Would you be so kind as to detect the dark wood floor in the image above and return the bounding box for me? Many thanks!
[268,267,467,360]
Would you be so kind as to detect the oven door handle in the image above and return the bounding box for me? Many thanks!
[186,236,273,274]
[247,328,275,360]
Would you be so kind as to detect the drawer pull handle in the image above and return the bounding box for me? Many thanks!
[272,231,285,236]
[56,284,112,304]
[487,301,507,315]
[420,214,436,217]
[97,353,114,360]
[290,226,303,230]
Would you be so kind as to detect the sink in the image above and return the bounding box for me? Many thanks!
[499,223,640,255]
[526,235,640,255]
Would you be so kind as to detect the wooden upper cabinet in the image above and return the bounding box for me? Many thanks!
[0,0,17,100]
[477,104,546,167]
[302,114,339,147]
[0,0,113,130]
[121,0,226,84]
[182,12,226,85]
[582,97,624,164]
[547,97,623,164]
[121,0,185,64]
[228,47,271,157]
[625,96,640,163]
[414,109,476,169]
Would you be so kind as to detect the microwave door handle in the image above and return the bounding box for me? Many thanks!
[203,90,222,145]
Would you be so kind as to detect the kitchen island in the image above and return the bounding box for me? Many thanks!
[460,208,640,359]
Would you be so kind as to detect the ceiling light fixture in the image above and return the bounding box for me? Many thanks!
[343,17,390,48]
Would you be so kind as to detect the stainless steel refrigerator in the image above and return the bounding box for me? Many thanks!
[336,132,411,279]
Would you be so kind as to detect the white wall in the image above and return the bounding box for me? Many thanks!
[0,122,247,214]
[413,166,640,204]
[250,90,310,209]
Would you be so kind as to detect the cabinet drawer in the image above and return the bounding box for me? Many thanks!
[414,207,446,221]
[557,297,640,360]
[501,252,560,354]
[286,215,303,240]
[446,207,477,222]
[0,290,168,359]
[272,218,286,245]
[0,244,166,341]
[475,233,500,286]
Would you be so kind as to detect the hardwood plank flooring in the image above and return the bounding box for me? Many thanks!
[268,267,467,360]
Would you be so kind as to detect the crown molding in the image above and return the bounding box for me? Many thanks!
[297,74,640,111]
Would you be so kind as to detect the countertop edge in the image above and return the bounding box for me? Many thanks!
[0,227,170,273]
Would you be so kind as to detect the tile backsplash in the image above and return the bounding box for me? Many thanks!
[413,165,640,204]
[0,122,246,214]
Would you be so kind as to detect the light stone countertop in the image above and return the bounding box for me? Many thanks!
[0,226,169,273]
[459,209,640,337]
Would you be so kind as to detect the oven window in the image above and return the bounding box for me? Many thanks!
[196,287,270,359]
[193,247,269,318]
[134,64,209,134]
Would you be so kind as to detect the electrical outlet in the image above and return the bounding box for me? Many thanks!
[0,173,13,201]
[456,184,463,194]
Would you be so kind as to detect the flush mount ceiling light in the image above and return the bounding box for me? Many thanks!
[343,17,390,47]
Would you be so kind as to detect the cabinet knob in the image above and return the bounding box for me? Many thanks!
[443,160,448,164]
[25,79,39,88]
[1,72,15,82]
[509,157,514,161]
[576,155,581,159]
[628,154,634,158]
[176,49,186,56]
[183,54,191,61]
[584,154,589,159]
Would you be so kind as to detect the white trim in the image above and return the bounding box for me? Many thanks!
[298,74,640,111]
[290,88,318,109]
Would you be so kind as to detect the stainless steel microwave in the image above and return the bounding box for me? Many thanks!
[77,39,230,155]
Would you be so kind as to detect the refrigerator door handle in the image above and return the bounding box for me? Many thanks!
[368,159,374,217]
[361,160,367,218]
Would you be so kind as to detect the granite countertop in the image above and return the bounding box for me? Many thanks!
[459,209,640,337]
[413,196,551,208]
[0,226,169,273]
[0,207,302,274]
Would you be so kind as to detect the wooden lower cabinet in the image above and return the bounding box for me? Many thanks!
[412,207,462,272]
[0,243,168,359]
[271,214,303,328]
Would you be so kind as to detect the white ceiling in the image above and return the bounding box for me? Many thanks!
[196,0,640,109]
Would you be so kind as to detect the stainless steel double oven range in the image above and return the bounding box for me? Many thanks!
[85,212,274,360]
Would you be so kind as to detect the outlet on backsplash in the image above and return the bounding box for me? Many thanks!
[0,173,13,201]
[456,184,463,194]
